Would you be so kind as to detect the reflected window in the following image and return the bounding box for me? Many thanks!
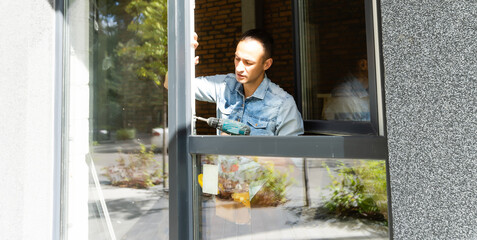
[197,155,389,239]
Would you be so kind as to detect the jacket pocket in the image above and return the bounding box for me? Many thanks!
[247,118,273,136]
[247,118,268,129]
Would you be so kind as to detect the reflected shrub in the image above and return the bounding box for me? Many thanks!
[116,128,136,140]
[204,155,294,207]
[103,144,162,188]
[354,161,388,219]
[323,161,387,222]
[251,163,294,207]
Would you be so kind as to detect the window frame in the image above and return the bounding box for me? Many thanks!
[293,0,386,136]
[54,0,65,239]
[168,0,391,239]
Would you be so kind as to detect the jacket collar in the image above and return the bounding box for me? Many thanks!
[234,74,270,100]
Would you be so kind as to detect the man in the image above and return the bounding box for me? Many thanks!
[323,57,370,121]
[168,29,304,136]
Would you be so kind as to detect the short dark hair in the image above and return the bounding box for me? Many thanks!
[239,29,274,60]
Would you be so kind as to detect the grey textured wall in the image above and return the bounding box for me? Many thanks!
[381,1,477,239]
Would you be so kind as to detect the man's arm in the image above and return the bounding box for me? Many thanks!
[194,75,227,103]
[165,72,225,103]
[276,96,304,136]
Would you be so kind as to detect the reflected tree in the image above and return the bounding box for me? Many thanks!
[92,0,167,140]
[118,0,168,85]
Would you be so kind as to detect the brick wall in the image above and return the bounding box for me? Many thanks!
[262,0,295,97]
[195,0,242,134]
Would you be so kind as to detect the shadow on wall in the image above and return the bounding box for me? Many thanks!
[46,0,54,8]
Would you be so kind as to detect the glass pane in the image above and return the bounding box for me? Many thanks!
[197,155,389,239]
[299,0,370,122]
[66,0,169,238]
[193,1,304,136]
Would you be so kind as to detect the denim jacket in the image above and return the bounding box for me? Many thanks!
[195,74,304,136]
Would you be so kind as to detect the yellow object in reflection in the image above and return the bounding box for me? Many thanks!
[198,173,220,194]
[198,173,203,187]
[232,192,251,208]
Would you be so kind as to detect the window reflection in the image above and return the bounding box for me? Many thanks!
[91,0,167,142]
[86,0,168,239]
[298,0,370,122]
[323,57,370,121]
[198,155,389,239]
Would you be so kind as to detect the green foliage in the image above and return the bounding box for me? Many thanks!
[117,0,168,85]
[116,128,136,140]
[323,161,387,222]
[103,144,163,189]
[353,160,388,219]
[92,0,168,138]
[251,163,294,206]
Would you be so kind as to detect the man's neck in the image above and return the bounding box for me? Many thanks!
[243,82,263,98]
[243,85,257,98]
[243,74,265,98]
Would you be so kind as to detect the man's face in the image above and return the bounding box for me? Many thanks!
[234,39,272,87]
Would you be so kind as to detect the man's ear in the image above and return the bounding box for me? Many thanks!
[263,58,273,71]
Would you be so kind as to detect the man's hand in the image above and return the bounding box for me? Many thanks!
[193,32,199,65]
